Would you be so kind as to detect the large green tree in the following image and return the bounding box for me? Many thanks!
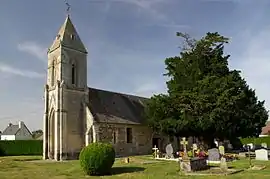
[145,32,268,146]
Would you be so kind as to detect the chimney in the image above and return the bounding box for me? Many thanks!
[19,121,24,129]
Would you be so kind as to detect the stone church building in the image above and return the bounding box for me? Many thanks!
[43,15,172,161]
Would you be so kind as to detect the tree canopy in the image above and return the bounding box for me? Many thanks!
[145,32,268,145]
[32,129,43,139]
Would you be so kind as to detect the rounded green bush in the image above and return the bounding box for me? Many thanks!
[79,142,115,176]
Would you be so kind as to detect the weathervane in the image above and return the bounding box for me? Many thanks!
[64,0,71,16]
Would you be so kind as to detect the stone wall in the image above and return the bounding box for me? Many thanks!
[95,123,153,156]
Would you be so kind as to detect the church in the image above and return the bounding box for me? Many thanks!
[42,15,173,161]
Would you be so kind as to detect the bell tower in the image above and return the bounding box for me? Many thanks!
[43,15,88,161]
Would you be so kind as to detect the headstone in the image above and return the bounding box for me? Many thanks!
[208,148,220,161]
[247,143,254,150]
[180,137,189,158]
[192,143,198,157]
[180,157,208,172]
[124,157,129,163]
[228,143,233,150]
[214,140,218,147]
[220,157,228,172]
[152,145,158,158]
[219,145,225,155]
[261,143,267,149]
[255,149,268,161]
[165,143,174,159]
[193,143,198,151]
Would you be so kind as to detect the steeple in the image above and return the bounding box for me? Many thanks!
[48,15,87,54]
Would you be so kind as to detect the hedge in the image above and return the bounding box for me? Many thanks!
[0,140,42,156]
[240,136,270,146]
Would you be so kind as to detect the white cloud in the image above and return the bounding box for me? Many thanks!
[113,0,168,21]
[133,76,167,97]
[0,63,45,79]
[232,26,270,111]
[17,41,47,61]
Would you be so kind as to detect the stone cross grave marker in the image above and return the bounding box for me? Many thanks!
[208,148,220,161]
[152,145,158,158]
[165,143,174,159]
[219,145,225,155]
[255,149,268,161]
[181,137,188,157]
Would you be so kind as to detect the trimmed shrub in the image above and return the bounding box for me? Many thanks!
[0,140,42,156]
[79,142,115,176]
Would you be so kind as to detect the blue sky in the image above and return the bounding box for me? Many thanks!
[0,0,270,131]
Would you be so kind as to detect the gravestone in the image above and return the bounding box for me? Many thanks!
[165,143,174,159]
[247,143,254,150]
[219,146,225,155]
[214,140,219,147]
[261,143,267,149]
[180,137,189,158]
[220,157,228,172]
[227,143,233,150]
[180,157,208,172]
[192,143,198,156]
[193,143,198,151]
[208,148,220,161]
[255,149,268,161]
[152,145,158,158]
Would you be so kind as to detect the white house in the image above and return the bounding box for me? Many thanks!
[1,121,32,140]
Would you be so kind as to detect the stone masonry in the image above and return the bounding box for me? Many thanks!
[43,15,169,161]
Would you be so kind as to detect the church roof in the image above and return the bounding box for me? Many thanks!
[48,15,87,53]
[88,88,148,125]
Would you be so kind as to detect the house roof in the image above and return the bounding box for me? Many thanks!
[261,121,270,135]
[88,87,148,125]
[2,124,20,135]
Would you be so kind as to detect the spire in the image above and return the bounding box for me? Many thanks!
[48,16,87,54]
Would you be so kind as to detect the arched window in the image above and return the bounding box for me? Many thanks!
[71,63,76,85]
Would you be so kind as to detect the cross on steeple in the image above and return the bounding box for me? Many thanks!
[65,0,71,16]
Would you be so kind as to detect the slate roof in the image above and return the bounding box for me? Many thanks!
[2,124,20,135]
[88,88,148,125]
[48,16,87,53]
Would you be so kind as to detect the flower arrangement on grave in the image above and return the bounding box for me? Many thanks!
[177,151,185,157]
[187,150,193,157]
[194,149,208,159]
[223,153,239,161]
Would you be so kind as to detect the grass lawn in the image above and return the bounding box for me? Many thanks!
[1,155,270,179]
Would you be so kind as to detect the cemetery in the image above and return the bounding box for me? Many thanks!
[149,136,270,176]
[1,2,270,178]
[1,148,270,179]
